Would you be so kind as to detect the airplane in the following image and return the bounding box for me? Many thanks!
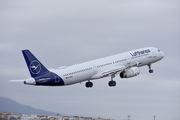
[10,47,164,88]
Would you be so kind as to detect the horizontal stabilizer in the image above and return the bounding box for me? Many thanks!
[9,80,24,82]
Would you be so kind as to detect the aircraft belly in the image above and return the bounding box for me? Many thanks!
[63,72,94,85]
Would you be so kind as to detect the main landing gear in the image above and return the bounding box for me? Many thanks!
[148,64,154,73]
[86,74,117,88]
[85,81,93,88]
[109,74,116,87]
[109,81,116,87]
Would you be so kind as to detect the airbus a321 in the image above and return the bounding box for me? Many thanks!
[11,47,164,88]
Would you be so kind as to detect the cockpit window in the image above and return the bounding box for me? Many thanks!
[158,49,160,52]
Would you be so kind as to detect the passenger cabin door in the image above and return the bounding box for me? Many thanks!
[126,56,131,64]
[152,51,157,58]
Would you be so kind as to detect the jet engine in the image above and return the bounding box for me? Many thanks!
[120,67,140,78]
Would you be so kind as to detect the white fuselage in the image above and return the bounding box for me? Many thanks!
[50,47,164,85]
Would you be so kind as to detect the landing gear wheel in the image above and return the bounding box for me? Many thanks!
[108,81,116,87]
[108,81,111,86]
[85,81,93,88]
[149,69,154,73]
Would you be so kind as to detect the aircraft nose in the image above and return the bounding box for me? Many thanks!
[161,52,165,58]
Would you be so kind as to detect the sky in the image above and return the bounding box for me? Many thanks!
[0,0,180,120]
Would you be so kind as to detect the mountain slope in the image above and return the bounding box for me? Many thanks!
[0,96,56,115]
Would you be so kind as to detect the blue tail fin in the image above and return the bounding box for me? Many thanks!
[22,50,49,78]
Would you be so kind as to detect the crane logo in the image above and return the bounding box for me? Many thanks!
[29,60,41,74]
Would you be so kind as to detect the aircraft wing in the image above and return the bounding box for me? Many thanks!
[91,65,126,79]
[125,62,142,70]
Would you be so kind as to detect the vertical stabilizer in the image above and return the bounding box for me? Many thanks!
[22,50,49,78]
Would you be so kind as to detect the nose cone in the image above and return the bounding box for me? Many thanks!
[24,78,36,85]
[160,51,165,59]
[162,52,165,57]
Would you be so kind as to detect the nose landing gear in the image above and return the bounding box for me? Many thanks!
[148,64,154,73]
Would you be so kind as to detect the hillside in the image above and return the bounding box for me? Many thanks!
[0,96,56,115]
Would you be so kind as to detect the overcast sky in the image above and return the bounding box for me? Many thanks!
[0,0,180,120]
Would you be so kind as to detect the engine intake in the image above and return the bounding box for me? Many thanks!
[120,67,140,78]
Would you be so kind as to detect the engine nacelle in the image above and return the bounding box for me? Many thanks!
[120,67,140,78]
